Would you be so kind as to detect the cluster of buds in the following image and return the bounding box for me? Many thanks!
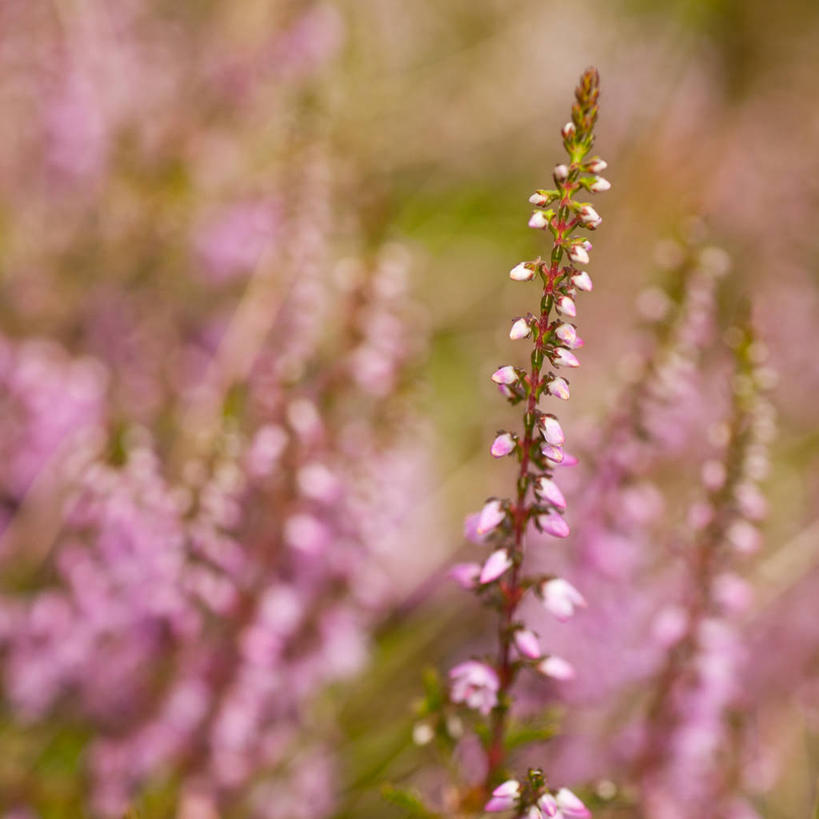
[431,68,607,816]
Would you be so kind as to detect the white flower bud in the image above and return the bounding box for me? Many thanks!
[491,365,518,385]
[509,262,535,281]
[553,348,580,368]
[561,121,576,139]
[528,211,549,230]
[509,317,531,340]
[540,414,565,445]
[571,271,593,291]
[554,323,577,345]
[589,176,611,192]
[529,191,548,206]
[568,244,590,264]
[553,164,569,182]
[586,157,607,173]
[578,204,602,228]
[537,655,576,680]
[547,377,570,400]
[556,295,576,318]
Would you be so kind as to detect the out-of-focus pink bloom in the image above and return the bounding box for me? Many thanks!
[556,787,591,817]
[539,512,570,539]
[727,520,761,554]
[537,656,576,681]
[449,563,482,590]
[464,512,489,544]
[513,629,541,659]
[538,477,567,510]
[538,792,559,816]
[480,550,513,584]
[449,661,500,715]
[540,578,586,621]
[485,779,520,812]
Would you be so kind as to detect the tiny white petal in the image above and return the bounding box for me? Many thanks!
[589,176,611,192]
[509,317,531,340]
[571,271,593,292]
[586,157,607,173]
[529,211,549,230]
[548,377,570,400]
[553,348,580,368]
[554,164,569,182]
[510,262,536,281]
[556,296,576,318]
[568,245,590,264]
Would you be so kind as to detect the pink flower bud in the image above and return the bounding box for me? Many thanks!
[541,443,564,463]
[556,295,576,318]
[588,176,611,192]
[538,793,559,817]
[727,519,761,554]
[553,348,580,368]
[560,452,579,466]
[529,191,548,206]
[528,210,549,230]
[578,204,602,228]
[538,477,566,510]
[477,499,505,535]
[485,780,521,812]
[491,432,516,458]
[652,605,688,647]
[554,323,577,346]
[553,164,569,182]
[561,122,576,139]
[513,628,541,659]
[510,262,536,281]
[537,655,576,680]
[571,271,593,291]
[713,573,753,614]
[464,512,488,544]
[556,788,591,817]
[539,512,570,538]
[449,562,482,590]
[510,317,531,340]
[548,377,570,400]
[480,549,513,584]
[585,157,607,173]
[540,414,565,445]
[540,578,586,621]
[491,365,518,385]
[568,244,590,264]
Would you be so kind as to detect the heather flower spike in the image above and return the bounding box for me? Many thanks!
[436,67,607,814]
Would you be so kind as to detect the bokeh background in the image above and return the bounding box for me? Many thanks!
[0,0,817,816]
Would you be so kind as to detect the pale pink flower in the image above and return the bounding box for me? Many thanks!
[485,779,520,812]
[554,164,569,182]
[449,563,482,590]
[556,788,591,817]
[537,656,576,680]
[491,365,518,385]
[553,349,580,368]
[554,323,577,346]
[541,444,565,463]
[480,550,513,584]
[571,271,593,292]
[588,176,611,192]
[449,661,499,715]
[529,211,549,230]
[548,377,570,400]
[568,244,589,265]
[476,499,505,535]
[510,318,531,340]
[540,578,586,621]
[513,628,541,659]
[491,432,516,458]
[510,262,536,281]
[585,157,607,173]
[540,414,565,445]
[539,512,570,538]
[555,296,576,318]
[537,477,566,510]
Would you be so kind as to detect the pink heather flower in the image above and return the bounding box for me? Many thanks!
[553,348,580,368]
[449,563,482,590]
[561,122,575,138]
[538,793,559,817]
[485,780,521,812]
[510,317,531,340]
[555,296,576,318]
[571,271,593,291]
[491,432,516,458]
[513,628,541,659]
[464,512,489,544]
[548,377,570,400]
[529,211,549,230]
[588,176,611,192]
[491,365,518,385]
[539,512,570,538]
[568,244,589,265]
[540,578,586,621]
[559,451,579,466]
[585,157,607,173]
[480,549,513,584]
[554,323,577,346]
[540,414,565,445]
[713,573,753,614]
[476,499,506,535]
[529,192,549,206]
[652,605,689,647]
[727,519,761,553]
[578,204,602,228]
[510,262,536,281]
[553,164,569,182]
[541,443,564,463]
[538,477,566,510]
[556,788,591,817]
[537,655,576,680]
[449,661,500,715]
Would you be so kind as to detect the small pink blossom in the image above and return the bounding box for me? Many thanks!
[539,512,570,538]
[585,157,607,173]
[553,348,580,368]
[561,122,575,138]
[553,164,569,182]
[537,656,576,680]
[450,661,499,715]
[578,204,602,228]
[540,578,586,621]
[571,271,593,291]
[541,444,564,463]
[491,432,516,458]
[480,549,513,584]
[588,176,611,192]
[491,365,518,385]
[556,787,591,817]
[538,793,559,816]
[510,317,531,340]
[513,628,541,659]
[485,779,521,812]
[529,192,549,206]
[548,377,570,400]
[510,262,536,281]
[554,323,577,346]
[568,244,589,265]
[476,499,505,535]
[727,519,761,553]
[555,296,577,318]
[449,563,482,590]
[538,477,566,510]
[529,211,549,230]
[540,414,565,445]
